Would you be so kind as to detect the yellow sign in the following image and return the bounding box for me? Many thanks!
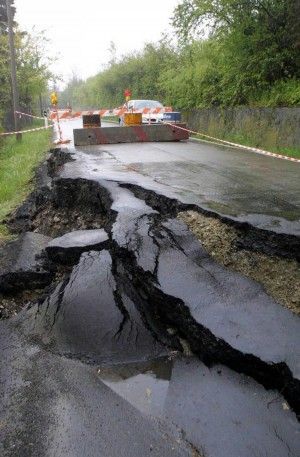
[124,112,142,126]
[50,92,58,106]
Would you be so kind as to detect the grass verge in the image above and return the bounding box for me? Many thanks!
[226,132,300,159]
[0,129,51,242]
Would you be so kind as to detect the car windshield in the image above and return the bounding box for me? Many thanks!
[133,100,163,109]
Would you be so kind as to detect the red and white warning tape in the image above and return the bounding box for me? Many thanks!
[0,110,56,137]
[15,110,46,120]
[49,107,172,121]
[0,124,53,136]
[7,110,297,162]
[167,123,300,163]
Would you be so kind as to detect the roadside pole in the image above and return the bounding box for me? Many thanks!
[6,0,22,141]
[44,111,49,129]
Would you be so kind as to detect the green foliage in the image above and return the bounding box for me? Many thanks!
[0,0,15,33]
[0,129,51,239]
[171,0,300,106]
[17,31,53,110]
[158,39,225,108]
[61,41,177,109]
[0,33,10,121]
[0,1,54,129]
[61,1,300,110]
[253,79,300,107]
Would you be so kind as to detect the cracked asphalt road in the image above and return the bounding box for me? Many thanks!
[63,118,300,235]
[0,120,299,457]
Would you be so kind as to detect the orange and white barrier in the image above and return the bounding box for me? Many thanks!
[0,124,53,136]
[0,110,53,137]
[0,111,54,136]
[15,110,46,120]
[49,107,173,121]
[0,111,68,144]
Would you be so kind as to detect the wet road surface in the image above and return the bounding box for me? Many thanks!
[1,120,299,457]
[62,118,300,235]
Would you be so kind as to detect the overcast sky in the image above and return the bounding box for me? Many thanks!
[15,0,179,85]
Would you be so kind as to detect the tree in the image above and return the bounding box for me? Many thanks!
[107,41,117,67]
[0,0,15,34]
[60,72,83,108]
[17,30,54,110]
[61,41,177,110]
[0,2,54,128]
[172,1,300,105]
[60,2,300,112]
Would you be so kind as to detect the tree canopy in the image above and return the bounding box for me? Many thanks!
[0,0,54,129]
[61,0,300,110]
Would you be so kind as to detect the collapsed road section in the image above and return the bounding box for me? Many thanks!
[0,145,300,457]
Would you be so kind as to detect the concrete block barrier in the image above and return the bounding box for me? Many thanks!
[73,123,189,145]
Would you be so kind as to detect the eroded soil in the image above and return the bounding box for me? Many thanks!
[0,264,72,319]
[178,211,300,315]
[32,203,107,238]
[0,289,42,319]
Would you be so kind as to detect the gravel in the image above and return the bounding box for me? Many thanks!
[178,210,300,315]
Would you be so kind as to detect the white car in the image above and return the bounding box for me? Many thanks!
[119,100,165,124]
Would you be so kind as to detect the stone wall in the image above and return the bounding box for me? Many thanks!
[183,108,300,150]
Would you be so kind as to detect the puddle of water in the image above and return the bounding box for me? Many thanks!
[97,357,173,416]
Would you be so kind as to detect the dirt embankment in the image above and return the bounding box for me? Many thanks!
[178,211,300,315]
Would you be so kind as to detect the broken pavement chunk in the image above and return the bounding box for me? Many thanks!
[113,217,300,414]
[21,250,167,364]
[0,232,53,293]
[46,229,109,265]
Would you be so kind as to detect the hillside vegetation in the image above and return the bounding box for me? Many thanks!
[0,0,53,130]
[61,0,300,110]
[0,1,53,240]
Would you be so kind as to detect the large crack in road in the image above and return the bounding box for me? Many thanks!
[0,147,299,457]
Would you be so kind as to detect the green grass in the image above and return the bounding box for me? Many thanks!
[225,133,300,159]
[193,132,300,159]
[273,146,300,159]
[0,129,51,241]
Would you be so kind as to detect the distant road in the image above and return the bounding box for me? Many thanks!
[62,118,300,236]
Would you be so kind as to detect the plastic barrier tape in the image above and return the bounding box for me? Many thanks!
[166,123,300,163]
[49,107,173,121]
[0,124,53,136]
[15,111,46,120]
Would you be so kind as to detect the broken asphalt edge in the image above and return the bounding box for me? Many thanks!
[3,147,300,419]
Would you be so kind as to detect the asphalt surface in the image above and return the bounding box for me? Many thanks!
[61,118,300,235]
[1,320,299,457]
[1,119,299,457]
[0,323,191,457]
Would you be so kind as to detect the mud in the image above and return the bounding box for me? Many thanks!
[6,148,74,234]
[0,289,43,319]
[0,264,72,320]
[31,203,107,238]
[178,211,300,314]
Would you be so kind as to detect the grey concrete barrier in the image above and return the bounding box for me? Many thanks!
[73,123,189,145]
